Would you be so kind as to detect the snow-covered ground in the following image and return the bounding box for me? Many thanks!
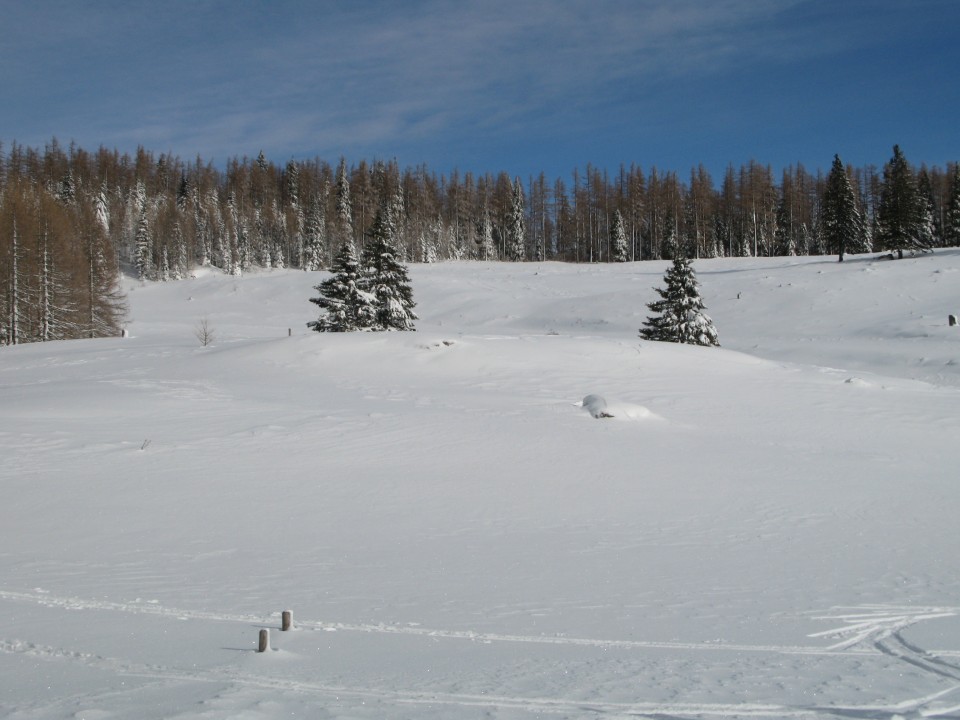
[2,251,960,719]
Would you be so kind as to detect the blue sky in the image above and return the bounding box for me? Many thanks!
[4,0,958,181]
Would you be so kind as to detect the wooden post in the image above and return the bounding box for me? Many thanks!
[282,610,292,631]
[288,328,292,336]
[258,628,269,652]
[950,314,958,327]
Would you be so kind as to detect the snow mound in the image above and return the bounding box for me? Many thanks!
[579,394,613,418]
[577,394,659,421]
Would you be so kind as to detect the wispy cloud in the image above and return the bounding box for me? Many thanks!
[5,0,957,174]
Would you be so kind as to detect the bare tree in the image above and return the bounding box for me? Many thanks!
[194,317,215,346]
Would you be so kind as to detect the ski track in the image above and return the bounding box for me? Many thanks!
[0,588,870,657]
[3,590,960,719]
[5,638,960,720]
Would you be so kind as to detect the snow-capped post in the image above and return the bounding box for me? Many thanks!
[281,610,292,631]
[950,314,957,327]
[258,628,269,652]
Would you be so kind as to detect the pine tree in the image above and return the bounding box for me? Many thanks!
[335,157,353,248]
[610,209,628,262]
[94,185,110,235]
[135,210,152,281]
[916,168,940,247]
[360,208,417,331]
[640,255,719,346]
[876,145,930,258]
[307,239,375,332]
[947,164,960,247]
[506,177,526,261]
[476,209,495,261]
[821,155,864,262]
[302,194,326,271]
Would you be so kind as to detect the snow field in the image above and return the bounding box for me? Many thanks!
[2,251,960,718]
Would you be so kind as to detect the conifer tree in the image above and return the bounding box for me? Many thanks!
[307,239,375,332]
[610,209,628,262]
[135,210,152,281]
[821,155,864,262]
[506,177,526,261]
[94,185,110,235]
[302,194,326,271]
[476,210,495,261]
[360,208,417,331]
[335,157,353,247]
[947,164,960,247]
[916,168,940,247]
[876,145,930,258]
[640,255,719,346]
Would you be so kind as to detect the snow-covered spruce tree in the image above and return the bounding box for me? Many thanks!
[821,155,864,262]
[334,157,353,248]
[303,193,326,271]
[639,255,719,346]
[876,145,930,259]
[610,209,629,262]
[134,210,152,281]
[476,210,496,261]
[506,177,526,261]
[947,164,960,247]
[306,239,375,332]
[917,168,941,248]
[360,208,417,331]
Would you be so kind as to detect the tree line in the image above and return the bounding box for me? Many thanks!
[2,139,959,345]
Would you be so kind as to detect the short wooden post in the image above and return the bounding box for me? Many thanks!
[950,314,958,327]
[258,628,269,652]
[288,328,292,336]
[281,610,292,631]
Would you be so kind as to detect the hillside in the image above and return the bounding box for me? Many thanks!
[2,252,960,719]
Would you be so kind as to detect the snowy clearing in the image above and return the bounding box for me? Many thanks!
[2,252,960,719]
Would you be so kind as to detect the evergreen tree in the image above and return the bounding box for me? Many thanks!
[947,164,960,247]
[134,210,152,281]
[176,173,190,211]
[821,155,864,262]
[610,209,628,262]
[506,177,525,261]
[876,145,930,258]
[640,255,719,346]
[307,239,375,332]
[916,168,940,247]
[335,157,353,247]
[94,185,110,235]
[360,208,417,331]
[476,209,495,261]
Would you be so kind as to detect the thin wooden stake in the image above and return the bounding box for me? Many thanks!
[282,610,292,631]
[258,628,269,652]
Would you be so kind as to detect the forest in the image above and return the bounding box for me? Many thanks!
[2,138,959,345]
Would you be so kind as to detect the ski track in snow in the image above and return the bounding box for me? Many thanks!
[4,637,960,719]
[4,590,960,718]
[0,588,873,656]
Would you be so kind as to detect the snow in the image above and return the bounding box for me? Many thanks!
[2,251,960,719]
